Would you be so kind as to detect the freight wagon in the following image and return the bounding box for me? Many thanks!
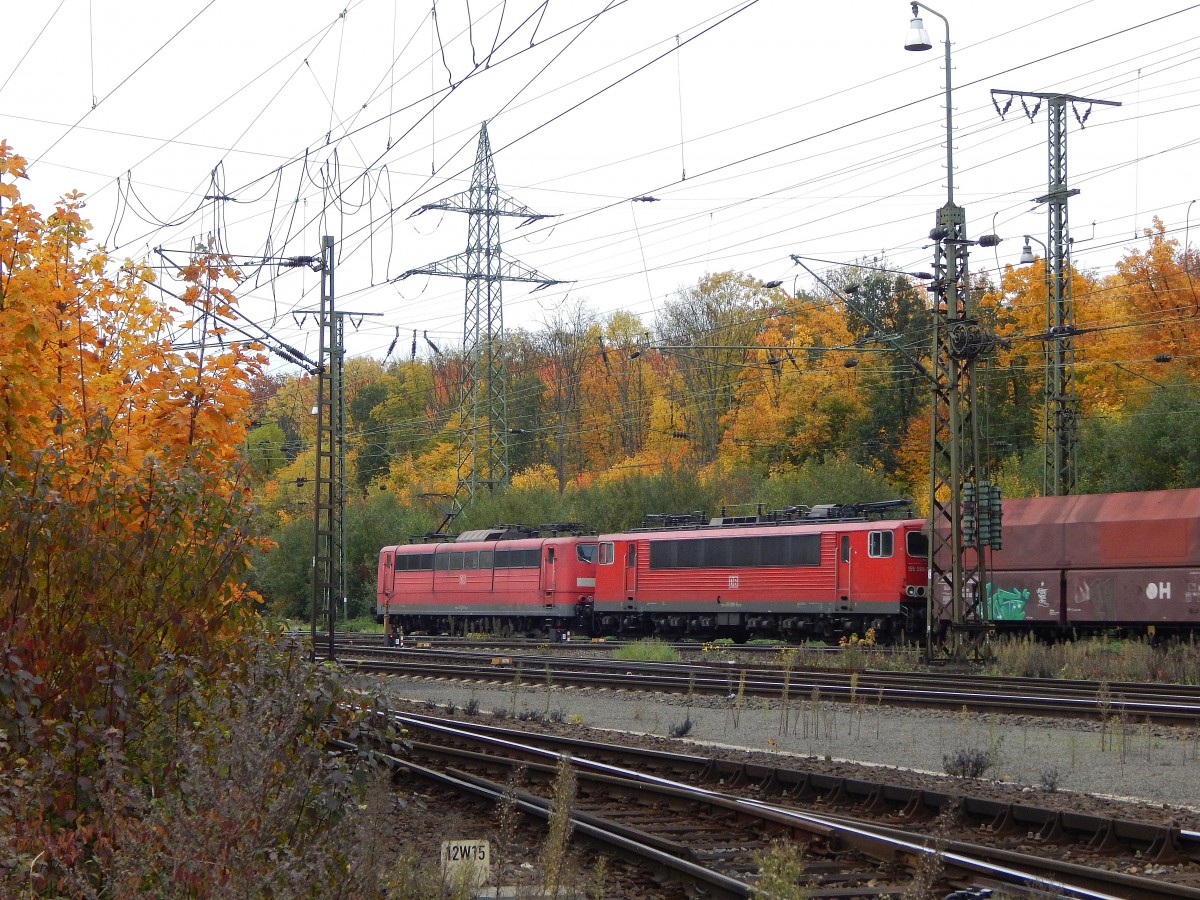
[982,488,1200,633]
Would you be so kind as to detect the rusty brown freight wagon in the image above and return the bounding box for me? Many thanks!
[984,489,1200,631]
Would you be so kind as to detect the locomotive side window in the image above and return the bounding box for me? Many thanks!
[479,550,493,569]
[627,545,636,567]
[868,531,894,558]
[704,539,733,567]
[434,552,449,571]
[906,531,929,558]
[464,550,480,570]
[760,538,788,566]
[840,535,850,563]
[399,553,435,570]
[449,551,465,571]
[577,543,598,563]
[598,542,614,565]
[675,541,702,567]
[649,534,819,569]
[494,548,540,569]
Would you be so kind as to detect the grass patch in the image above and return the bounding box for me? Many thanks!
[986,634,1200,683]
[612,638,680,662]
[341,615,385,633]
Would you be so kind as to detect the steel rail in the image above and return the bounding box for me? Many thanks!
[332,737,757,898]
[389,709,1199,865]
[339,651,1200,722]
[379,712,1199,899]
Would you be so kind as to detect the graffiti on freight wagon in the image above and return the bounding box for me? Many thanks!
[979,583,1029,621]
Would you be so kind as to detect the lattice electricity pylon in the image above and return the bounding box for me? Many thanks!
[398,123,562,529]
[991,89,1120,496]
[925,202,1007,658]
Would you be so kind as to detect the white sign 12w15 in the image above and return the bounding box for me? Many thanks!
[441,838,490,889]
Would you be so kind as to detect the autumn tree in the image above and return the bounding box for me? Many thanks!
[533,300,598,491]
[1107,218,1200,376]
[0,141,309,879]
[655,272,770,462]
[830,270,930,478]
[583,310,654,461]
[719,284,862,474]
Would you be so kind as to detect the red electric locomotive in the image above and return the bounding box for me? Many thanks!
[590,502,929,641]
[376,525,598,638]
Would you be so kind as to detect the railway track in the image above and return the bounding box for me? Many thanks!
[325,640,1200,723]
[350,708,1200,899]
[324,630,919,659]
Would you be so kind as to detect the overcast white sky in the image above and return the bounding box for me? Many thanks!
[4,0,1198,373]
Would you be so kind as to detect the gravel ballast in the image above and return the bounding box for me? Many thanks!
[375,674,1200,819]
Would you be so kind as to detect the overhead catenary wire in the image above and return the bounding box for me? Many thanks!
[9,1,1200,395]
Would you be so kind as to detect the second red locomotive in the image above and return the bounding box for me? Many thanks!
[590,503,928,641]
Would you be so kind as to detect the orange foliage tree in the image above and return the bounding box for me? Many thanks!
[0,141,267,776]
[719,287,862,472]
[1097,218,1200,389]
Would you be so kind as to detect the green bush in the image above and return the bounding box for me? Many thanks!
[0,631,391,897]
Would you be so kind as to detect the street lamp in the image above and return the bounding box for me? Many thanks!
[904,3,989,659]
[1020,235,1056,495]
[906,2,954,203]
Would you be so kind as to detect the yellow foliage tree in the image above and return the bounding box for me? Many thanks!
[0,141,267,758]
[719,289,862,470]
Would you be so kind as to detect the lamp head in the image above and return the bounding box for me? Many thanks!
[905,5,932,52]
[1019,239,1035,265]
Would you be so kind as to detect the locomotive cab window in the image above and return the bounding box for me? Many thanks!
[598,542,614,565]
[906,531,930,558]
[577,543,598,563]
[868,531,893,558]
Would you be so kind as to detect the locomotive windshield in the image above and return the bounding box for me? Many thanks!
[576,543,598,563]
[906,531,930,558]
